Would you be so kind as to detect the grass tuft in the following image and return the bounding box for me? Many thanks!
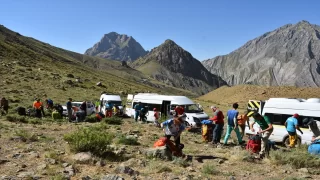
[117,135,140,145]
[102,116,123,125]
[269,145,320,168]
[63,124,114,157]
[14,129,38,142]
[201,163,219,175]
[6,115,28,123]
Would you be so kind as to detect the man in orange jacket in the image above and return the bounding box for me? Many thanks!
[33,99,43,118]
[210,106,225,144]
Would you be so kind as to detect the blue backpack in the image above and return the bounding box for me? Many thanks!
[47,99,53,105]
[308,139,320,156]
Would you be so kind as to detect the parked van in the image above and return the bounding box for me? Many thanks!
[245,98,320,146]
[99,94,124,116]
[125,93,209,127]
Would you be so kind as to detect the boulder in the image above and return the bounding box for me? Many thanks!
[96,82,102,86]
[72,152,93,164]
[144,146,172,160]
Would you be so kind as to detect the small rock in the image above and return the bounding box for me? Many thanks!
[17,171,34,178]
[62,163,70,168]
[299,168,310,174]
[96,160,106,167]
[37,163,47,170]
[115,165,139,176]
[45,158,56,165]
[301,175,312,179]
[96,82,102,86]
[186,167,196,172]
[72,152,92,164]
[28,151,40,158]
[12,153,24,159]
[101,174,124,180]
[21,164,27,168]
[229,176,236,180]
[109,165,114,168]
[144,146,172,160]
[64,165,75,176]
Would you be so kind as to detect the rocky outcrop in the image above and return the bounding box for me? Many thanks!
[85,32,147,61]
[133,40,227,95]
[202,20,320,87]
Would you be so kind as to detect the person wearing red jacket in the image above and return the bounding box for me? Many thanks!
[210,106,225,144]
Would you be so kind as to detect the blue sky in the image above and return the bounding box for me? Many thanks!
[1,0,320,60]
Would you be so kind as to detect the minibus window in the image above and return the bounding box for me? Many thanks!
[147,104,161,111]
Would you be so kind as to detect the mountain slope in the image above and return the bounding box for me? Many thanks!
[132,40,227,95]
[202,20,320,87]
[85,32,147,62]
[0,25,195,106]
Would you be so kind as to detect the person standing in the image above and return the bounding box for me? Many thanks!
[66,98,73,121]
[154,108,160,126]
[250,112,273,157]
[285,113,303,148]
[0,97,9,115]
[210,106,224,144]
[80,101,87,116]
[237,112,249,138]
[134,102,142,122]
[223,103,243,145]
[95,100,100,112]
[33,99,43,118]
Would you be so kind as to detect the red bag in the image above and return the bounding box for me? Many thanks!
[246,135,261,153]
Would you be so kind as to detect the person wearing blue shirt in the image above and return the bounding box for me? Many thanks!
[105,102,113,117]
[134,102,142,122]
[285,113,303,148]
[223,103,243,145]
[161,115,186,148]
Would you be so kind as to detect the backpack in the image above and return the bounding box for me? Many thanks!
[47,99,53,105]
[246,135,261,153]
[16,107,26,116]
[308,139,320,155]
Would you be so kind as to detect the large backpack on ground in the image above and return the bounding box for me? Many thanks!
[201,120,214,142]
[246,134,261,153]
[52,111,62,120]
[308,140,320,156]
[76,111,86,122]
[16,107,26,116]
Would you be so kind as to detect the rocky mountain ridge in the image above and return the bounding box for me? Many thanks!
[202,20,320,87]
[132,39,227,95]
[85,32,147,62]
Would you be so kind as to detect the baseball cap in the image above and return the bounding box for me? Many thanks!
[293,113,299,118]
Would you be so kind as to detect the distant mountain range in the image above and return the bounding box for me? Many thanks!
[202,20,320,87]
[86,20,320,90]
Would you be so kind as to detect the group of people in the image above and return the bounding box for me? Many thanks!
[33,98,63,118]
[158,102,320,159]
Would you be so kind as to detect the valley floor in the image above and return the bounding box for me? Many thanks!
[1,114,320,180]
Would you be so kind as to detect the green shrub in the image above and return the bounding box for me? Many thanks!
[201,163,219,175]
[6,115,28,123]
[102,116,123,125]
[14,129,38,142]
[63,125,114,157]
[28,118,42,124]
[117,135,140,145]
[269,145,320,168]
[85,114,98,123]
